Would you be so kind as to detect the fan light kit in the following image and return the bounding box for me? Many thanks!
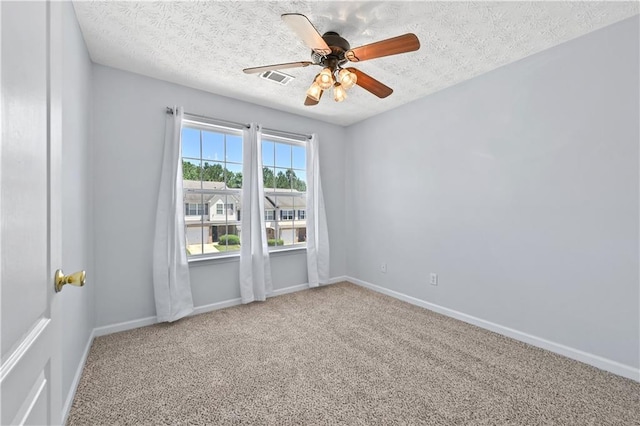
[306,67,355,102]
[243,13,420,106]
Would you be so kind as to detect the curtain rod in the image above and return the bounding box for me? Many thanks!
[262,128,312,141]
[165,107,312,140]
[166,107,250,130]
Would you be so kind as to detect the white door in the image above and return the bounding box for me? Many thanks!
[1,1,63,425]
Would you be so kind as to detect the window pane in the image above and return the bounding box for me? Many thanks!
[202,131,224,161]
[293,172,307,192]
[275,143,292,168]
[184,192,205,256]
[226,135,243,163]
[182,158,201,182]
[225,163,243,189]
[274,168,292,189]
[227,194,241,222]
[264,193,276,214]
[202,161,225,184]
[263,167,276,190]
[262,140,275,166]
[182,127,200,159]
[292,146,306,170]
[185,224,206,255]
[215,225,240,253]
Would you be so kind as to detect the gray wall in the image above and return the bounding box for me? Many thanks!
[60,1,95,406]
[345,17,639,368]
[91,66,347,327]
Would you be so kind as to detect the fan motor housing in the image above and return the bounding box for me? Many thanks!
[312,32,350,67]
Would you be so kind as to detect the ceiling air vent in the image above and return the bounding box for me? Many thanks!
[259,70,294,86]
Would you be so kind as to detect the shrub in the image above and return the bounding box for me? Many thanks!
[267,239,284,246]
[218,234,240,245]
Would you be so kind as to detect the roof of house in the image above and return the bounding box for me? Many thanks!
[182,180,306,209]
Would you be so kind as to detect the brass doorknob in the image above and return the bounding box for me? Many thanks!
[54,269,86,293]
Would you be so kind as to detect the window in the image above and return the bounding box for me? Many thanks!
[262,135,307,248]
[182,121,242,257]
[215,202,234,215]
[280,210,294,220]
[297,209,306,220]
[185,203,209,216]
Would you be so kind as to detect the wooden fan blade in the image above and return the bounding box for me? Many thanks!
[304,89,323,106]
[243,61,314,74]
[345,33,420,62]
[347,68,393,98]
[282,13,332,56]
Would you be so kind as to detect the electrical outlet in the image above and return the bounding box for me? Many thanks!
[380,263,387,273]
[430,273,438,286]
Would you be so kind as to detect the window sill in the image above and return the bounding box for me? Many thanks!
[269,246,307,256]
[187,246,306,266]
[188,252,241,265]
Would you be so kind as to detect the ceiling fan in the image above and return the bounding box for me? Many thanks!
[243,13,420,106]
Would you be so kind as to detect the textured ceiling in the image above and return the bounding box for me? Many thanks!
[73,1,639,126]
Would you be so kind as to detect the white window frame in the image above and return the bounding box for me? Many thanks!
[261,133,308,252]
[182,119,243,260]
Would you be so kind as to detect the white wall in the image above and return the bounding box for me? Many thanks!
[346,17,639,369]
[91,66,346,327]
[60,0,95,409]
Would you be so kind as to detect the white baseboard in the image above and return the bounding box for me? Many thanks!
[94,316,157,337]
[272,283,310,297]
[61,328,95,425]
[327,275,348,285]
[192,297,242,316]
[271,276,347,297]
[347,276,640,382]
[93,276,347,337]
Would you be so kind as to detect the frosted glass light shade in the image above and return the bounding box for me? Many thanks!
[333,83,347,102]
[338,68,357,90]
[316,67,334,90]
[306,81,323,101]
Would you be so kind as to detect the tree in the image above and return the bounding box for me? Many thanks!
[182,160,201,180]
[276,170,289,189]
[287,169,307,192]
[293,177,307,192]
[263,167,275,188]
[202,162,224,182]
[186,163,306,192]
[228,172,242,188]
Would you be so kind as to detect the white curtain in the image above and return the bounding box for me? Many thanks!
[152,106,194,322]
[306,134,330,287]
[239,123,273,303]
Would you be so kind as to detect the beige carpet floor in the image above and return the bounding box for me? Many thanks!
[68,282,640,425]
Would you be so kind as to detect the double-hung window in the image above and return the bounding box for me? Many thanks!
[181,119,243,257]
[262,134,307,248]
[185,203,209,216]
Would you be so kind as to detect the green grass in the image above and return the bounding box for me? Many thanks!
[214,244,241,252]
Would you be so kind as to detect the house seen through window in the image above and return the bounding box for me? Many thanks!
[181,120,308,258]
